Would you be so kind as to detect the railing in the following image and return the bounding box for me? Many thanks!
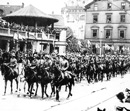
[0,27,9,35]
[37,33,42,39]
[0,27,56,41]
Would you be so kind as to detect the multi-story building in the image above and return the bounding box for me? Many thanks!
[0,4,67,54]
[61,0,90,39]
[0,2,24,17]
[84,0,130,54]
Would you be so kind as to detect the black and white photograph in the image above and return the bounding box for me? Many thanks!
[0,0,130,110]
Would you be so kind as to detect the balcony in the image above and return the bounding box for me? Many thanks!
[0,27,56,41]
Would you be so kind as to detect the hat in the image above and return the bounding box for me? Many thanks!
[11,53,15,57]
[45,54,50,58]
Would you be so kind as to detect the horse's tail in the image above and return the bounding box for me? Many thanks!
[66,71,75,86]
[71,78,75,86]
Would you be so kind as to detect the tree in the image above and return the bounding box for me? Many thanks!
[66,37,80,52]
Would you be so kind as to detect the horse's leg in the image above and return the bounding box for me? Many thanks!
[15,78,19,92]
[27,82,31,95]
[65,85,68,92]
[29,83,34,98]
[41,84,44,99]
[4,80,7,95]
[56,86,60,101]
[44,84,49,97]
[10,80,13,94]
[24,81,27,93]
[50,83,55,97]
[35,82,38,96]
[67,82,73,99]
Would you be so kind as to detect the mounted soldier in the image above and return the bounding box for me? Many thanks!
[58,54,72,79]
[9,52,18,75]
[43,54,53,71]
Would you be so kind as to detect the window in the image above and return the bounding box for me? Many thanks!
[93,29,98,37]
[121,2,125,10]
[94,4,98,10]
[106,15,111,23]
[119,30,125,38]
[56,33,60,41]
[93,15,98,23]
[105,29,111,39]
[107,3,112,9]
[120,15,125,22]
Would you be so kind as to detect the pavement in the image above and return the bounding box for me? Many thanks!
[0,71,130,111]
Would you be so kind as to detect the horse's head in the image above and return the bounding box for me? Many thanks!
[24,66,35,77]
[50,63,61,77]
[1,64,9,74]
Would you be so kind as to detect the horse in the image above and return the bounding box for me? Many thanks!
[50,63,75,101]
[1,63,19,95]
[86,63,95,84]
[37,64,54,99]
[24,65,39,97]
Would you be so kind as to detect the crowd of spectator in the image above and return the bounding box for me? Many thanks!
[0,19,56,35]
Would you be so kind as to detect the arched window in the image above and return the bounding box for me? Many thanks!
[104,25,113,39]
[91,26,99,38]
[118,25,127,39]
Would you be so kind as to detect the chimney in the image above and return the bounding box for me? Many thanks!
[22,3,24,8]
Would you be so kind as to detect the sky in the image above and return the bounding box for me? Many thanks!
[0,0,67,14]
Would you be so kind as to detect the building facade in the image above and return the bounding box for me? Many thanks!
[0,3,24,17]
[61,0,88,39]
[84,0,130,55]
[0,4,67,54]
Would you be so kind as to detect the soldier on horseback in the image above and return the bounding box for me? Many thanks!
[59,54,70,79]
[43,54,53,71]
[9,52,18,75]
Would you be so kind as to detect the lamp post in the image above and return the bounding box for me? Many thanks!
[100,31,103,56]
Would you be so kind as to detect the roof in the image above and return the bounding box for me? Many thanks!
[61,5,84,11]
[2,5,58,26]
[84,0,130,9]
[0,4,22,16]
[50,14,65,28]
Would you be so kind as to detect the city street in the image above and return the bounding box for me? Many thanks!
[0,71,130,111]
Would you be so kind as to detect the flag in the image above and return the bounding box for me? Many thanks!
[87,40,91,47]
[116,46,119,51]
[104,43,110,50]
[18,34,23,40]
[122,46,125,51]
[13,33,18,40]
[96,43,100,48]
[110,45,114,50]
[78,40,81,47]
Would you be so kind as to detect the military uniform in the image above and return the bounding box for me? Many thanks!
[9,53,18,74]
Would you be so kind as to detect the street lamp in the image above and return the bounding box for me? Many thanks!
[100,31,103,56]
